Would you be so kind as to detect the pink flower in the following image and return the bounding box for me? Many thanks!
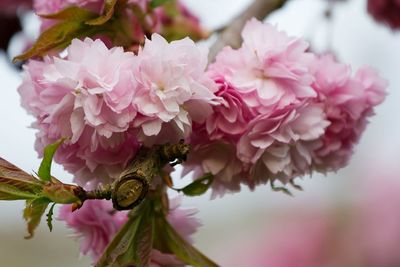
[59,197,200,265]
[309,55,387,172]
[237,103,330,185]
[132,33,219,145]
[208,18,316,113]
[204,78,255,141]
[18,38,140,188]
[367,0,400,30]
[183,138,247,197]
[183,122,249,197]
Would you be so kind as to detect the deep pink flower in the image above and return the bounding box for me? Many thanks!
[132,33,219,145]
[18,38,140,188]
[367,0,400,29]
[59,197,200,265]
[204,78,255,141]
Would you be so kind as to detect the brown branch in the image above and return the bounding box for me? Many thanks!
[208,0,289,62]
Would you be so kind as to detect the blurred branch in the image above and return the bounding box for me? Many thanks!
[208,0,288,62]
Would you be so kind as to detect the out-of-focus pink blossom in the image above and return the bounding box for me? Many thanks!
[133,33,218,145]
[209,18,316,113]
[18,38,140,188]
[222,164,400,267]
[0,0,31,15]
[367,0,400,30]
[59,197,200,265]
[58,200,127,261]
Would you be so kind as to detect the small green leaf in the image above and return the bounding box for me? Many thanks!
[271,181,293,196]
[38,139,65,182]
[155,217,219,267]
[289,179,303,191]
[86,0,118,25]
[150,0,173,8]
[23,197,51,239]
[179,173,214,196]
[116,207,154,266]
[38,6,97,21]
[13,20,89,62]
[46,203,56,232]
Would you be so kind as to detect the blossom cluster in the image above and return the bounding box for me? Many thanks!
[19,18,386,196]
[182,18,387,196]
[59,197,200,265]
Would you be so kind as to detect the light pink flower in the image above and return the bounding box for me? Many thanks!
[132,33,218,145]
[18,38,140,188]
[59,197,200,265]
[183,126,248,197]
[208,18,316,113]
[309,55,387,172]
[237,103,330,185]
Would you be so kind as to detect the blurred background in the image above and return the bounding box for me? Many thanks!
[0,0,399,266]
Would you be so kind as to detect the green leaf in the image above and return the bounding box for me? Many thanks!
[86,0,118,25]
[179,173,214,196]
[38,139,65,182]
[156,217,219,267]
[46,203,56,232]
[150,0,173,8]
[23,197,51,239]
[96,201,154,267]
[0,157,43,195]
[116,207,154,266]
[271,181,293,196]
[38,6,97,21]
[13,20,92,62]
[0,183,38,200]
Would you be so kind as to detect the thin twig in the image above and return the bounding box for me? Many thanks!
[208,0,289,62]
